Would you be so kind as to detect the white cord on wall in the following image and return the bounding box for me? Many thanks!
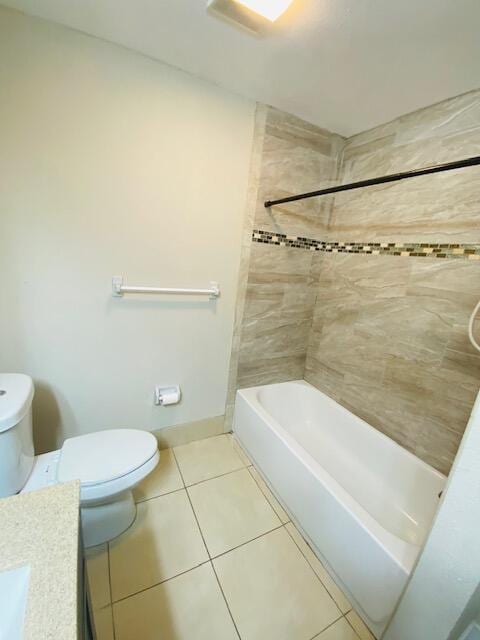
[468,299,480,353]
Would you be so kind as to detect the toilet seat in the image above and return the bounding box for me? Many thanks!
[23,429,159,505]
[80,450,159,505]
[58,429,158,485]
[57,429,160,505]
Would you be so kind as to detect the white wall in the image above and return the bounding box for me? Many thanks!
[384,391,480,640]
[449,586,480,640]
[0,7,255,452]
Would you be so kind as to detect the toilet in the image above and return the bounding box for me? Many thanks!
[0,373,159,547]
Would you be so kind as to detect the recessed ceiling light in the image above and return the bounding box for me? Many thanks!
[207,0,294,33]
[233,0,294,22]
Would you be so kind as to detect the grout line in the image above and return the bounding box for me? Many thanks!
[169,447,187,488]
[184,464,247,489]
[134,459,255,507]
[283,522,347,615]
[170,432,231,453]
[111,559,212,605]
[210,523,284,561]
[170,443,185,487]
[106,543,113,604]
[109,604,117,640]
[308,612,349,639]
[133,447,186,504]
[172,448,211,561]
[106,541,117,640]
[210,560,242,640]
[134,485,185,505]
[246,465,290,524]
[169,435,250,490]
[171,446,187,489]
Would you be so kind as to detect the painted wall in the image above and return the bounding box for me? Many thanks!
[305,90,480,474]
[384,391,480,640]
[0,7,255,452]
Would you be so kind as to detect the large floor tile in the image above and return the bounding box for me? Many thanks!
[248,466,290,524]
[315,618,360,640]
[113,563,238,640]
[345,611,375,640]
[92,606,115,640]
[84,544,111,611]
[173,435,245,486]
[188,468,281,556]
[285,522,352,614]
[213,527,341,640]
[133,448,183,502]
[109,490,208,601]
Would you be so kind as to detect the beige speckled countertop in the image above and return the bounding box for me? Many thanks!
[0,481,81,640]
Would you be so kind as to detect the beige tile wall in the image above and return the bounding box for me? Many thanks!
[305,254,480,473]
[228,91,480,474]
[305,89,480,474]
[330,90,480,244]
[225,107,344,426]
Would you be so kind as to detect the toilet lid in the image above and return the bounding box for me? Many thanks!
[58,429,158,486]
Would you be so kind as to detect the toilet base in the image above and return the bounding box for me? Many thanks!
[81,490,136,548]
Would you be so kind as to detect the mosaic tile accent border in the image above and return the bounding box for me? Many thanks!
[252,229,480,260]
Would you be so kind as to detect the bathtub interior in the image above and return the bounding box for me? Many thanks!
[255,381,445,548]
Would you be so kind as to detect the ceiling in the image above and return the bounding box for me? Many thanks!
[2,0,480,136]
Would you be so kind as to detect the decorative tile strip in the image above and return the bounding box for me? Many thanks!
[251,229,480,260]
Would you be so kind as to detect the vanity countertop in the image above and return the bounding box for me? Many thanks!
[0,481,81,640]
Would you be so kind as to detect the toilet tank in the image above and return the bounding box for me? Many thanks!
[0,374,35,497]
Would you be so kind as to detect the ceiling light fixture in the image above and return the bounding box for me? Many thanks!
[233,0,294,22]
[207,0,295,33]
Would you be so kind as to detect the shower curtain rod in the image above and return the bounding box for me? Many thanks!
[264,155,480,208]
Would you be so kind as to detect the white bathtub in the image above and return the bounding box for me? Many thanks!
[233,380,446,638]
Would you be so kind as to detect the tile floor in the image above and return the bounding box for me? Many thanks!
[85,434,375,640]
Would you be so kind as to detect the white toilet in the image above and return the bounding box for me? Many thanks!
[0,373,159,547]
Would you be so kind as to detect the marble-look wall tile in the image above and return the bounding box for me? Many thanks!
[224,104,268,429]
[305,90,480,473]
[237,242,315,387]
[256,107,344,239]
[237,354,306,389]
[330,89,480,244]
[225,107,343,426]
[305,253,480,474]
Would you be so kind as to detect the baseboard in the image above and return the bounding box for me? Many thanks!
[152,415,226,449]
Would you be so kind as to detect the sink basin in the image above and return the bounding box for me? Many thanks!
[0,565,30,640]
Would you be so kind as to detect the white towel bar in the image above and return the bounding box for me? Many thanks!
[112,276,220,299]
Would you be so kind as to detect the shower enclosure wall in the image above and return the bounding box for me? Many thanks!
[228,89,480,476]
[226,90,480,638]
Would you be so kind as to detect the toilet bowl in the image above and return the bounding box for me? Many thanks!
[22,429,160,547]
[0,373,160,547]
